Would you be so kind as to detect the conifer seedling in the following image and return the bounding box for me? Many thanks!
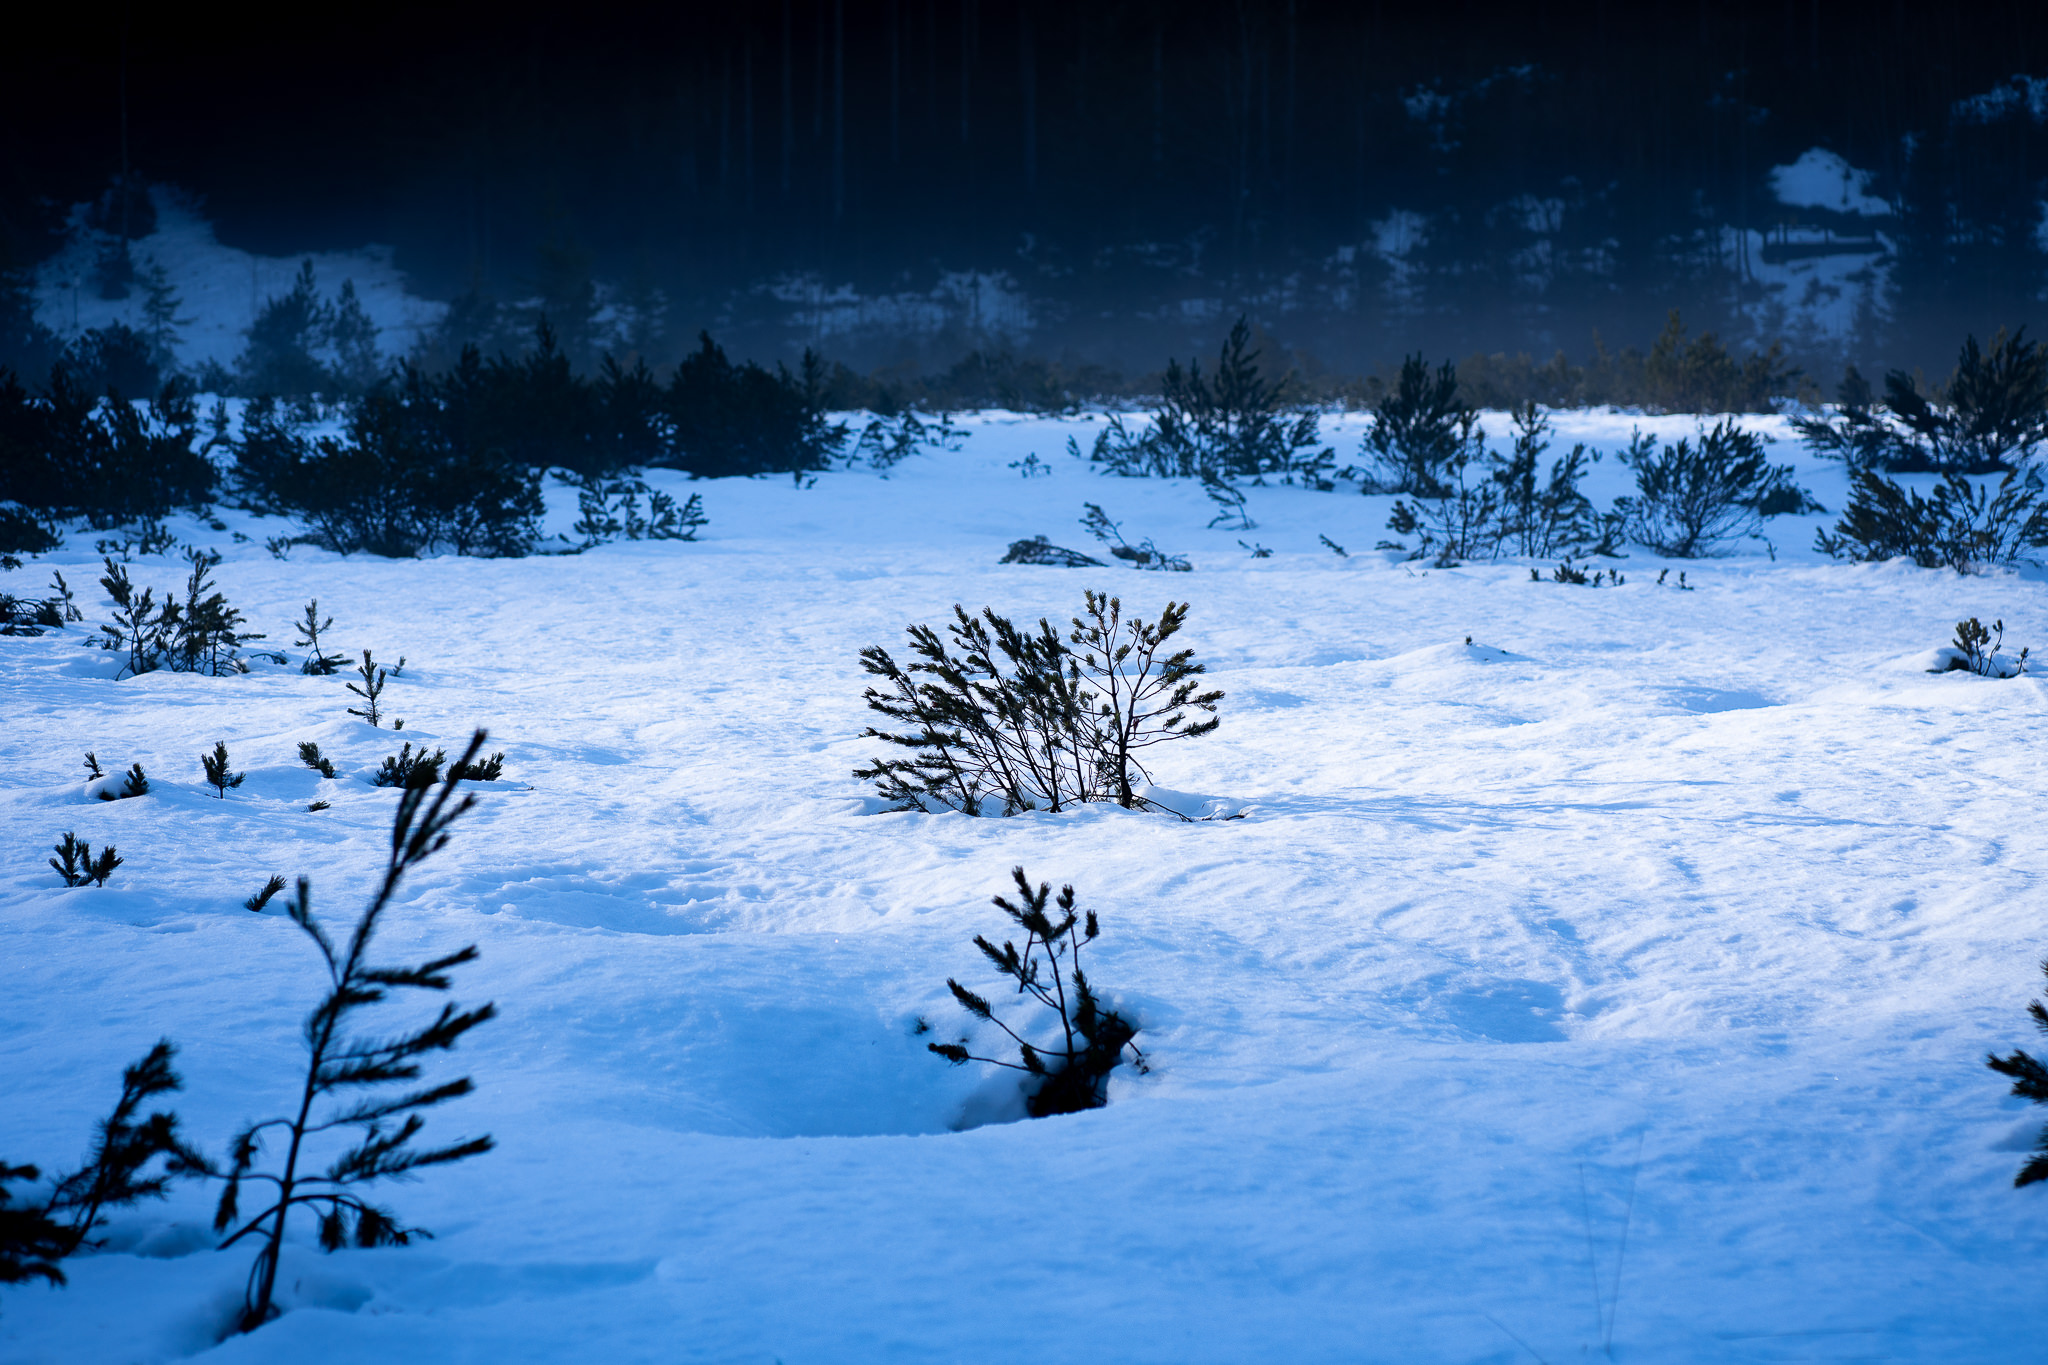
[49,834,122,888]
[297,742,338,779]
[294,600,347,676]
[1988,957,2048,1186]
[119,764,149,799]
[346,650,388,726]
[215,730,496,1335]
[930,867,1146,1117]
[202,741,246,799]
[82,752,104,780]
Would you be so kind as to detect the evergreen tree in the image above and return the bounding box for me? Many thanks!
[214,732,496,1334]
[327,281,383,395]
[929,867,1146,1117]
[41,1041,206,1256]
[293,600,347,675]
[201,741,246,799]
[137,260,192,375]
[237,261,334,398]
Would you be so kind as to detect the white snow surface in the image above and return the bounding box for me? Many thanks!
[3,411,2047,1362]
[1767,148,1891,219]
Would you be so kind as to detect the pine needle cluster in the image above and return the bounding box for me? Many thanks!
[1989,956,2048,1187]
[857,592,1221,816]
[930,867,1146,1117]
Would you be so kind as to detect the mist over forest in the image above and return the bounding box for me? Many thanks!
[5,1,2048,386]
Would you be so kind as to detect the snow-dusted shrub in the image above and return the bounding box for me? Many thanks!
[92,553,264,678]
[48,833,121,888]
[1360,352,1473,496]
[215,737,496,1335]
[1080,503,1191,571]
[1815,468,2048,574]
[856,593,1220,816]
[1930,618,2030,678]
[929,867,1146,1118]
[569,474,706,548]
[297,742,338,779]
[1386,405,1613,566]
[849,410,965,472]
[0,1042,203,1302]
[372,742,445,789]
[1987,957,2048,1186]
[1078,318,1328,483]
[201,741,245,799]
[89,762,149,802]
[1796,329,2048,475]
[0,590,63,636]
[1614,420,1817,558]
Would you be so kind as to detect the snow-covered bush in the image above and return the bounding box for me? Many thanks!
[1795,328,2048,475]
[928,867,1146,1118]
[215,739,496,1335]
[1614,420,1817,558]
[1385,405,1613,566]
[372,742,445,789]
[0,590,63,636]
[856,592,1221,816]
[91,553,264,678]
[1077,318,1328,483]
[998,535,1105,567]
[1816,467,2048,574]
[1930,618,2030,678]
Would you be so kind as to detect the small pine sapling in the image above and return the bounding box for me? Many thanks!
[101,763,149,800]
[1318,534,1349,557]
[42,1041,207,1257]
[83,752,104,781]
[373,743,448,789]
[1987,956,2048,1186]
[297,742,338,779]
[49,572,82,622]
[1068,592,1224,811]
[294,600,347,676]
[929,868,1146,1117]
[246,875,289,913]
[214,731,496,1335]
[202,741,246,799]
[999,536,1106,567]
[49,834,122,888]
[346,650,388,726]
[1935,617,2031,678]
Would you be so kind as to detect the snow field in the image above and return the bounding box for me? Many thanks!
[2,411,2045,1362]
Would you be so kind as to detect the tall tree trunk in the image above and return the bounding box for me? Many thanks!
[780,0,793,196]
[833,0,845,220]
[1020,2,1036,195]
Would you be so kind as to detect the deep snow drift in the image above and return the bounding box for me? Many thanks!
[2,411,2045,1363]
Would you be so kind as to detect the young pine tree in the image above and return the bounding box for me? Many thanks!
[1068,592,1223,811]
[202,741,246,799]
[1988,956,2048,1186]
[42,1041,207,1256]
[49,833,122,887]
[930,867,1146,1117]
[214,731,497,1334]
[346,650,388,726]
[294,600,347,676]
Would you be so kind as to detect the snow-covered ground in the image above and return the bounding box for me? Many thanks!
[3,411,2046,1362]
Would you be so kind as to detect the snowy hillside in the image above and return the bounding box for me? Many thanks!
[2,412,2046,1362]
[30,188,445,372]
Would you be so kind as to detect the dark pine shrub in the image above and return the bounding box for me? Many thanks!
[929,867,1146,1118]
[1359,353,1473,496]
[0,369,214,535]
[1798,329,2048,474]
[1815,467,2048,574]
[1384,405,1613,565]
[1078,317,1327,482]
[661,332,843,477]
[1615,420,1818,558]
[1988,955,2048,1186]
[856,593,1220,816]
